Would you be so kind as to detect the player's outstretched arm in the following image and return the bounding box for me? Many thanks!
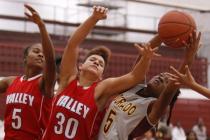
[24,4,56,98]
[96,41,159,105]
[147,31,201,124]
[59,6,108,89]
[169,65,210,99]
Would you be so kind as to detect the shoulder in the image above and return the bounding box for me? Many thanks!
[3,76,17,86]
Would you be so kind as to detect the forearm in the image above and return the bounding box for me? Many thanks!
[131,55,152,83]
[149,82,178,124]
[67,16,98,48]
[38,23,55,66]
[38,23,56,97]
[149,34,162,49]
[190,82,210,98]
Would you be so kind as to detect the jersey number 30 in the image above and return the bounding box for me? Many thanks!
[54,112,79,139]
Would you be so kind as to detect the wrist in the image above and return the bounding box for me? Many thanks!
[189,81,197,89]
[38,21,45,27]
[90,15,100,22]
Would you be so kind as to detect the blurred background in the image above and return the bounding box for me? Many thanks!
[0,0,210,140]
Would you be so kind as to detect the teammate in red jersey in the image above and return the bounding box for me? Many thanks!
[42,6,159,140]
[0,4,56,140]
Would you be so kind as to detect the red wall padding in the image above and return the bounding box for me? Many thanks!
[171,99,210,136]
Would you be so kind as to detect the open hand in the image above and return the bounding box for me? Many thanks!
[167,65,196,87]
[134,43,161,58]
[24,4,44,26]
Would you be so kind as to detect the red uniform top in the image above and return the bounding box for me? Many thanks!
[42,79,104,140]
[4,74,52,140]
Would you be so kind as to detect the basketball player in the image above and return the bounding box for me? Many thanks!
[42,6,159,140]
[98,31,201,140]
[0,4,56,140]
[168,65,210,99]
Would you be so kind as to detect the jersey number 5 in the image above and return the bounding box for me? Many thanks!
[12,108,22,129]
[103,109,116,134]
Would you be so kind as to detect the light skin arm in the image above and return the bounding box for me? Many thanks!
[148,31,201,124]
[24,4,56,98]
[58,6,108,91]
[95,42,160,109]
[0,76,16,94]
[170,65,210,99]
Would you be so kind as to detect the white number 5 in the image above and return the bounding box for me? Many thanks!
[12,108,22,129]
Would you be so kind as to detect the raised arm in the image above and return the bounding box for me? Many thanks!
[96,41,159,104]
[170,65,210,99]
[59,6,108,89]
[148,31,201,124]
[24,4,56,98]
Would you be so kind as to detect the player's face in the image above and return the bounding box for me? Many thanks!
[25,44,44,69]
[81,54,105,80]
[147,73,169,98]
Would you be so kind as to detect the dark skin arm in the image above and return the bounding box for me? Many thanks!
[24,4,56,98]
[148,31,201,124]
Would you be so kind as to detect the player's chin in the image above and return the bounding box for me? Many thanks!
[146,84,159,97]
[34,63,44,70]
[87,69,100,79]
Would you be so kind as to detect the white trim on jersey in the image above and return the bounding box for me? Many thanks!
[146,112,156,127]
[38,96,44,122]
[20,74,42,82]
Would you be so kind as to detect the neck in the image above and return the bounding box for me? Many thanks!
[78,71,98,87]
[137,87,157,98]
[24,67,42,80]
[136,87,149,97]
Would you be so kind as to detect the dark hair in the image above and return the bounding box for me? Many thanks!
[55,56,62,73]
[84,46,111,67]
[23,45,32,59]
[56,56,62,66]
[186,130,198,140]
[167,89,181,125]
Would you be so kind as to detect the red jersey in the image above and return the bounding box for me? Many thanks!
[42,79,104,140]
[4,74,52,140]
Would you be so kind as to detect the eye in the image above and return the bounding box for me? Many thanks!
[89,57,96,61]
[99,62,104,67]
[32,48,40,53]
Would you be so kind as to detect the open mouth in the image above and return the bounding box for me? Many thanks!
[90,65,98,70]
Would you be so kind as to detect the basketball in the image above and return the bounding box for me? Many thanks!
[158,10,196,48]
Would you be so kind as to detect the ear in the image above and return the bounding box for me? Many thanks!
[23,58,27,64]
[78,63,82,71]
[99,75,103,80]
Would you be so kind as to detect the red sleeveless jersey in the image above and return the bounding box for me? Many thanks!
[4,74,52,140]
[42,79,104,140]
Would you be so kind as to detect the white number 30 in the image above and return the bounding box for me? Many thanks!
[54,112,79,139]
